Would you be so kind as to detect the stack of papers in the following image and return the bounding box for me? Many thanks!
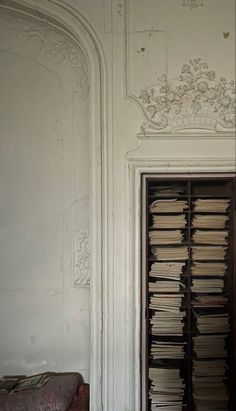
[151,341,186,360]
[192,214,229,228]
[152,246,189,261]
[150,295,183,313]
[193,311,229,334]
[191,278,224,293]
[149,367,185,411]
[193,199,230,213]
[193,335,227,358]
[150,184,186,196]
[152,215,187,229]
[191,262,227,277]
[149,262,185,280]
[193,359,228,411]
[192,246,226,260]
[149,199,188,213]
[192,230,228,245]
[150,311,186,336]
[149,230,184,245]
[192,295,228,308]
[149,281,184,293]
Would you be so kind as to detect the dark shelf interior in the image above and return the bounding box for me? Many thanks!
[141,174,236,411]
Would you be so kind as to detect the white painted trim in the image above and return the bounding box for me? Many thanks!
[137,132,236,140]
[127,158,235,410]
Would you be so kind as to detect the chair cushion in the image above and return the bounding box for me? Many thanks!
[0,373,81,411]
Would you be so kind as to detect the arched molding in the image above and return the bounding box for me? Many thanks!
[0,1,109,410]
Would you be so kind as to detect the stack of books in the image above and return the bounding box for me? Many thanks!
[151,246,189,261]
[191,262,227,277]
[192,230,228,245]
[192,246,226,260]
[151,215,187,229]
[149,367,185,411]
[193,335,227,358]
[149,262,185,281]
[149,230,184,245]
[149,199,188,213]
[150,310,186,336]
[151,341,186,360]
[192,214,229,228]
[193,199,230,213]
[150,184,186,196]
[193,311,229,334]
[149,281,184,293]
[191,278,224,293]
[192,295,228,308]
[192,359,228,411]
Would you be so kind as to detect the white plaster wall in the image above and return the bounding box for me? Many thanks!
[0,1,235,410]
[0,7,90,381]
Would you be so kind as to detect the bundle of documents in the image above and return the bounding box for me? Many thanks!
[150,294,183,313]
[191,262,227,277]
[193,335,227,358]
[191,278,224,293]
[152,215,187,229]
[193,359,228,411]
[150,184,186,196]
[149,230,184,245]
[193,311,229,334]
[152,246,189,261]
[151,341,186,360]
[150,311,186,336]
[149,199,188,213]
[192,295,228,308]
[192,246,226,260]
[193,199,230,213]
[149,281,184,293]
[192,230,228,245]
[192,214,229,228]
[149,367,185,410]
[149,262,185,280]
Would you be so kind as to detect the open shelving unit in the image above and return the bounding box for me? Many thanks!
[141,173,236,411]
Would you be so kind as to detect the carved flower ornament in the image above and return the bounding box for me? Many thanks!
[139,58,236,133]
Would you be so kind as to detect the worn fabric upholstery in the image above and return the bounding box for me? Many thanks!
[0,373,82,411]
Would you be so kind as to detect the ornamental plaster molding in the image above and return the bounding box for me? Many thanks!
[139,58,236,134]
[182,0,204,9]
[0,13,88,97]
[74,226,90,287]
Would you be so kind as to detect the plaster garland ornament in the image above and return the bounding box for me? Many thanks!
[74,226,90,287]
[139,58,236,134]
[0,14,88,97]
[183,0,204,9]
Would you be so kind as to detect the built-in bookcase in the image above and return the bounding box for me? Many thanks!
[141,173,235,411]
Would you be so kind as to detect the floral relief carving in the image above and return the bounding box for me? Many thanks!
[74,227,90,287]
[139,58,235,133]
[183,0,204,9]
[0,15,88,97]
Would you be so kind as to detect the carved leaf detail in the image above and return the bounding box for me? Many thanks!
[138,58,235,133]
[0,15,88,98]
[74,227,90,287]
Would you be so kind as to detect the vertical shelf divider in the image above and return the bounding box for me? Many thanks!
[187,179,192,410]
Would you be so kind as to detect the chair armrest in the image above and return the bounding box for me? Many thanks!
[68,384,89,411]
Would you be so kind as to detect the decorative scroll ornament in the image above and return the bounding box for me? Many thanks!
[0,15,88,97]
[183,0,204,9]
[74,227,90,287]
[139,58,236,133]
